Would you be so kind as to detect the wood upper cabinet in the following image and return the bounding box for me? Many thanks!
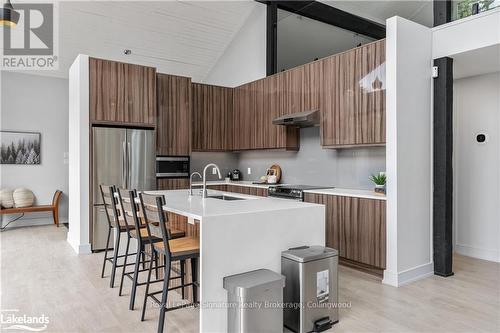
[232,71,303,151]
[191,83,233,151]
[89,58,156,126]
[304,193,386,270]
[320,39,386,147]
[156,73,191,155]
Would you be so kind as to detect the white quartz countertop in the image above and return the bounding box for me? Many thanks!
[196,180,386,200]
[303,188,386,200]
[144,189,322,220]
[192,180,278,189]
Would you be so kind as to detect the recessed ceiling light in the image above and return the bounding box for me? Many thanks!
[0,0,20,27]
[124,49,132,55]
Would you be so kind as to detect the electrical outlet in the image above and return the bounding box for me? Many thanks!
[212,167,217,175]
[247,167,251,175]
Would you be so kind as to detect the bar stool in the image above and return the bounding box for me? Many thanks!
[139,192,199,333]
[117,188,186,311]
[99,184,137,288]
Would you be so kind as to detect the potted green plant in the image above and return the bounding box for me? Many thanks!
[370,172,386,194]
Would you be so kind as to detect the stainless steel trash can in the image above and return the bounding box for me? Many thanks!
[281,246,339,332]
[223,269,286,333]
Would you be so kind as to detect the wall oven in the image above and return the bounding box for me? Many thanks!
[156,156,190,178]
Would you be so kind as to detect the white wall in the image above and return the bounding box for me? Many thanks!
[432,7,500,59]
[68,55,91,255]
[0,72,69,227]
[453,72,500,262]
[202,3,266,87]
[385,16,433,286]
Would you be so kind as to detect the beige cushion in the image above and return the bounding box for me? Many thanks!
[0,189,14,208]
[13,188,35,208]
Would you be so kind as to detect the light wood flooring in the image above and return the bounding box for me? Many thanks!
[1,225,499,332]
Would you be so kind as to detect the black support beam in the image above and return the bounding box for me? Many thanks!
[258,1,386,40]
[266,2,278,76]
[433,57,454,277]
[434,0,452,26]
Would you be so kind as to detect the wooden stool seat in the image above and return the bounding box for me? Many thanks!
[130,227,185,240]
[154,236,200,257]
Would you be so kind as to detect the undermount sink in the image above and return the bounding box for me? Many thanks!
[207,195,246,201]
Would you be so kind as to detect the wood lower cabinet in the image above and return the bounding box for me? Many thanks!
[157,178,190,190]
[207,184,268,197]
[191,83,233,151]
[304,193,386,274]
[156,73,191,155]
[89,58,156,126]
[320,40,386,148]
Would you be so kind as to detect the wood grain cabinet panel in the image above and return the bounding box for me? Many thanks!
[233,73,301,151]
[208,184,267,197]
[156,73,191,155]
[320,40,386,147]
[340,197,386,269]
[156,178,190,190]
[192,83,233,151]
[90,58,156,126]
[304,193,386,270]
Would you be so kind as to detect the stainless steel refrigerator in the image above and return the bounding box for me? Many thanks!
[92,127,155,250]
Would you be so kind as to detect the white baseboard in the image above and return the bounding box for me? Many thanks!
[67,234,92,255]
[382,262,434,287]
[455,244,500,262]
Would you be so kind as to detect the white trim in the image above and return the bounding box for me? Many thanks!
[383,262,434,287]
[455,244,500,263]
[382,269,399,287]
[397,262,434,286]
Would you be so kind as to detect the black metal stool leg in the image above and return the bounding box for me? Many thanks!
[129,242,143,310]
[110,229,121,287]
[141,245,146,270]
[141,251,155,321]
[119,234,131,296]
[101,226,112,279]
[180,259,185,299]
[154,251,159,280]
[157,256,171,333]
[191,257,198,303]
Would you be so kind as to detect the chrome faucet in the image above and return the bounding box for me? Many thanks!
[189,172,203,196]
[203,163,222,198]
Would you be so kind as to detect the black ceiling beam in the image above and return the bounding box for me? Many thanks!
[256,0,386,39]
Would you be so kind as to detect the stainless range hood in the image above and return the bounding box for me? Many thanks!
[272,109,319,127]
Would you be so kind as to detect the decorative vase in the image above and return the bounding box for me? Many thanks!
[1,189,15,208]
[374,184,386,194]
[13,188,35,208]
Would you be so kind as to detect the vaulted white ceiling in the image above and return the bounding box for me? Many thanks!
[14,0,258,81]
[8,0,434,81]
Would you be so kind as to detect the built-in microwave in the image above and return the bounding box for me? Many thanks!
[156,156,190,178]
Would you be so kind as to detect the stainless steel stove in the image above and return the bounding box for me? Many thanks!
[268,185,334,201]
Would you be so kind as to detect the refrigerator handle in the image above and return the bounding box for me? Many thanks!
[122,141,127,189]
[127,142,131,189]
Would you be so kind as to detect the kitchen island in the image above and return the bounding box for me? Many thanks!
[145,188,325,333]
